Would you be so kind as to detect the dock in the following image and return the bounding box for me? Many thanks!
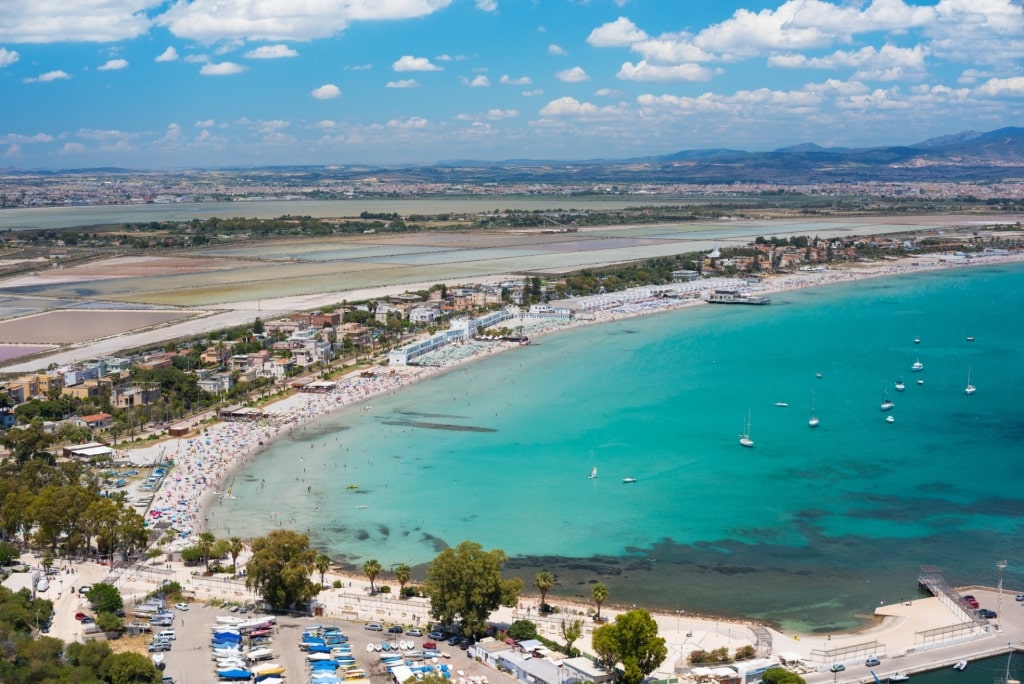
[706,289,771,305]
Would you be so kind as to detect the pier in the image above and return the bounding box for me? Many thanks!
[706,289,771,304]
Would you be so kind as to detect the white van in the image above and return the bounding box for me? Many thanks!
[156,629,176,641]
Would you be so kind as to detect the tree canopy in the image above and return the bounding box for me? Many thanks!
[591,609,668,684]
[245,529,320,610]
[423,540,522,636]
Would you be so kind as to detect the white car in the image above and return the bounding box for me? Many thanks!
[174,603,189,611]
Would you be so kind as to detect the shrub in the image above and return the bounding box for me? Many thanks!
[333,580,343,589]
[378,585,391,594]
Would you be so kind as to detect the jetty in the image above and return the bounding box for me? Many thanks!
[707,289,771,305]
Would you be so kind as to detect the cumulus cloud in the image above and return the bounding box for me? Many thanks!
[587,17,648,48]
[487,109,518,119]
[59,142,86,154]
[155,46,179,62]
[476,0,497,11]
[617,60,717,82]
[975,76,1024,96]
[0,47,19,67]
[539,97,601,116]
[386,79,419,88]
[184,54,209,63]
[555,66,590,82]
[98,58,129,71]
[195,119,216,128]
[0,1,155,43]
[0,132,55,144]
[462,75,490,87]
[4,144,20,158]
[499,74,531,85]
[200,61,244,75]
[393,55,442,72]
[156,0,455,42]
[769,44,928,79]
[387,117,429,129]
[23,70,71,83]
[311,83,341,99]
[313,120,336,129]
[165,123,182,139]
[548,44,567,56]
[245,44,299,59]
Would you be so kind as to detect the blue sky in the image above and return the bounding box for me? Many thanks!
[1,0,1022,169]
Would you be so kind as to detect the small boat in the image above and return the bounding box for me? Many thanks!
[589,467,598,479]
[894,379,905,392]
[890,673,909,682]
[886,415,895,423]
[914,337,921,344]
[911,358,924,372]
[809,390,819,428]
[965,365,976,395]
[739,410,754,448]
[816,372,823,378]
[347,484,358,490]
[774,402,788,407]
[954,660,967,671]
[881,396,895,412]
[966,336,975,342]
[917,378,924,385]
[622,477,637,484]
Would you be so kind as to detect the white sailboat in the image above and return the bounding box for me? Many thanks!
[965,365,976,395]
[589,467,598,479]
[894,378,905,392]
[808,391,819,428]
[911,358,924,372]
[880,387,895,411]
[739,411,754,447]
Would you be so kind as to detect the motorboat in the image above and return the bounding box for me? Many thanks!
[622,477,637,484]
[774,402,788,407]
[914,337,920,344]
[889,673,909,682]
[917,379,924,385]
[966,336,975,342]
[881,397,895,411]
[953,660,967,671]
[911,358,924,372]
[894,379,905,392]
[885,415,895,423]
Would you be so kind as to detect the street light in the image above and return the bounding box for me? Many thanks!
[996,560,1007,621]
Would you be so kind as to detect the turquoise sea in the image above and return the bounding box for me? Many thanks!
[212,263,1024,633]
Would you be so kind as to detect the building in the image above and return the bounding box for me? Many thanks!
[74,413,113,430]
[63,442,114,461]
[113,384,161,409]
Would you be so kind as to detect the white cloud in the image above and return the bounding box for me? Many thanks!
[23,70,71,83]
[595,88,624,97]
[185,54,209,63]
[539,97,600,116]
[155,46,179,62]
[156,0,455,42]
[393,55,442,72]
[387,117,429,129]
[464,75,490,87]
[0,132,55,144]
[548,44,567,56]
[476,0,497,11]
[769,44,928,80]
[386,79,419,88]
[617,60,717,82]
[0,1,155,43]
[311,83,341,99]
[195,119,215,128]
[836,87,909,110]
[76,128,135,141]
[555,66,589,83]
[245,44,299,59]
[630,37,715,64]
[200,61,244,75]
[522,89,544,97]
[59,142,86,155]
[499,74,531,86]
[975,76,1024,96]
[98,58,129,71]
[487,109,518,119]
[587,17,648,48]
[0,48,20,67]
[346,63,372,70]
[313,120,336,129]
[4,144,20,158]
[165,123,182,139]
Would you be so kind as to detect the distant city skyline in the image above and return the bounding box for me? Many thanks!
[1,0,1023,169]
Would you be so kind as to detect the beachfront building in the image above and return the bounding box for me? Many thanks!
[62,441,114,461]
[74,412,113,430]
[388,307,517,365]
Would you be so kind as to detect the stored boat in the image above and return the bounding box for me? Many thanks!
[890,674,909,682]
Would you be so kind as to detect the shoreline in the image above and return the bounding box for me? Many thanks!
[123,250,1024,624]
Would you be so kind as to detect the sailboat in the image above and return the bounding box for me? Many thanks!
[880,387,895,411]
[589,467,598,479]
[965,365,976,395]
[894,378,905,392]
[808,391,820,428]
[739,411,754,448]
[911,357,924,372]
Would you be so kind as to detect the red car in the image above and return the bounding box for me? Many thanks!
[75,612,88,621]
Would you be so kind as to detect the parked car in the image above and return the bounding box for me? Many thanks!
[428,630,446,640]
[830,664,846,673]
[447,636,462,646]
[979,609,997,619]
[865,657,881,667]
[80,617,95,625]
[174,603,189,611]
[148,641,171,652]
[388,625,404,634]
[365,622,383,631]
[406,628,424,637]
[78,585,91,595]
[75,612,89,621]
[423,641,437,651]
[1015,593,1024,602]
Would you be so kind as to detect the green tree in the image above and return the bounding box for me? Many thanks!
[245,529,319,610]
[196,531,216,572]
[363,558,382,593]
[86,583,124,614]
[592,582,608,620]
[423,540,522,636]
[761,668,806,684]
[315,553,331,587]
[228,536,245,576]
[96,611,124,633]
[0,541,19,565]
[394,563,412,597]
[507,619,537,641]
[561,617,583,654]
[2,421,55,463]
[535,571,555,611]
[591,609,667,684]
[404,672,449,684]
[100,651,161,684]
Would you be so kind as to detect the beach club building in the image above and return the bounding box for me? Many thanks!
[388,307,517,365]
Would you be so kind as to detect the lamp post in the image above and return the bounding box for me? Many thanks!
[997,560,1007,622]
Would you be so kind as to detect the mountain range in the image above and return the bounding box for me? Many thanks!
[3,127,1023,184]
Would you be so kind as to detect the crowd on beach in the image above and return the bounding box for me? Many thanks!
[125,250,1024,546]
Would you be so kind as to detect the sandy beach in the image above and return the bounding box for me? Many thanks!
[120,249,1024,552]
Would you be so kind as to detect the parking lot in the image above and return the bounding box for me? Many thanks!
[158,603,504,684]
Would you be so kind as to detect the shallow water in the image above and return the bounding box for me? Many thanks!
[213,263,1024,632]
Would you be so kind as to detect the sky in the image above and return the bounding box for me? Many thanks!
[1,0,1022,170]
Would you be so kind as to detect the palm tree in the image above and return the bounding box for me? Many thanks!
[315,553,331,588]
[363,559,382,593]
[228,537,244,576]
[394,564,411,598]
[535,571,555,612]
[197,532,216,572]
[592,582,608,621]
